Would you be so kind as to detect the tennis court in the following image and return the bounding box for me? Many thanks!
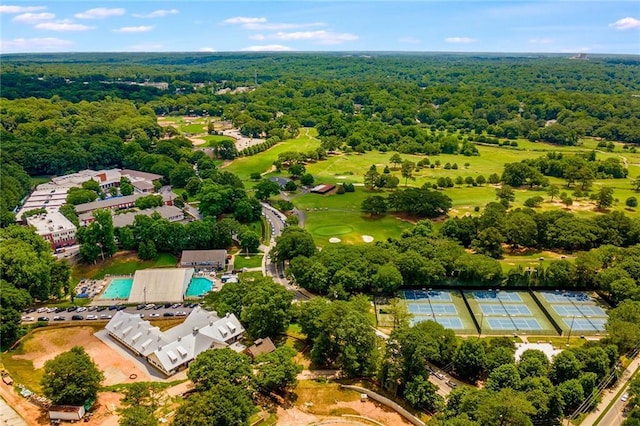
[533,291,609,335]
[480,303,532,316]
[487,317,542,331]
[401,289,452,301]
[471,290,522,302]
[552,305,607,317]
[464,290,557,335]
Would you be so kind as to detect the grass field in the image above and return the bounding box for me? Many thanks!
[223,128,321,181]
[202,134,235,146]
[232,254,263,270]
[71,253,177,282]
[499,250,575,272]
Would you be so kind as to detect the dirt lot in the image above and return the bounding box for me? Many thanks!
[12,327,151,385]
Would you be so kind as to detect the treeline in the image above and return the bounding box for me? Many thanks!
[0,226,71,348]
[441,203,640,255]
[502,151,628,189]
[0,160,31,226]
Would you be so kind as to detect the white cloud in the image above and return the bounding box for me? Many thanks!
[133,9,178,18]
[0,5,46,14]
[398,36,420,44]
[244,22,325,31]
[198,47,216,52]
[529,38,553,44]
[75,8,125,19]
[113,26,153,33]
[35,21,94,31]
[271,30,358,45]
[445,37,476,44]
[241,44,292,52]
[129,43,164,51]
[12,12,55,23]
[609,17,640,30]
[224,16,266,25]
[0,37,73,52]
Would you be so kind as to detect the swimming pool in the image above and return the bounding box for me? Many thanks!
[186,277,213,297]
[101,278,133,299]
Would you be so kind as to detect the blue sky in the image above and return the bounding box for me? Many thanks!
[1,1,639,54]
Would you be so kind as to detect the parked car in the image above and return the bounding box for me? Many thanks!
[144,304,155,310]
[71,315,83,320]
[88,306,98,312]
[446,380,458,388]
[36,307,47,313]
[175,311,187,316]
[53,316,66,321]
[171,303,181,309]
[163,312,175,317]
[149,313,160,318]
[117,305,126,311]
[100,314,112,319]
[136,304,145,310]
[108,305,119,311]
[622,393,629,402]
[67,306,78,312]
[97,306,108,311]
[22,316,35,322]
[76,307,87,313]
[435,372,445,380]
[153,304,163,310]
[37,316,50,321]
[86,315,98,320]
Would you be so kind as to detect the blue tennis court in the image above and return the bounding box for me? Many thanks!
[590,318,607,331]
[564,318,603,331]
[480,304,532,316]
[402,290,452,301]
[408,304,432,314]
[487,317,542,330]
[553,305,607,317]
[433,317,464,329]
[472,291,522,302]
[431,304,457,315]
[541,291,593,303]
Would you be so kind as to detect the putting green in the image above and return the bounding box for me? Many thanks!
[313,225,354,236]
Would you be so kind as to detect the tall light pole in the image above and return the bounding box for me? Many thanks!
[478,312,484,338]
[567,315,576,346]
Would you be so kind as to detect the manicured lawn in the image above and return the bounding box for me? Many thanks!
[202,135,235,146]
[223,128,321,181]
[71,252,177,282]
[232,254,263,270]
[305,210,412,246]
[180,123,207,134]
[499,250,576,272]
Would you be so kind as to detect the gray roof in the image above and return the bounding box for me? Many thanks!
[180,250,227,265]
[121,169,163,182]
[105,307,245,374]
[269,177,291,188]
[112,205,183,228]
[75,192,175,214]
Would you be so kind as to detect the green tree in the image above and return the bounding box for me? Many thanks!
[173,383,254,426]
[241,276,294,338]
[390,153,403,169]
[471,227,505,258]
[364,165,381,191]
[547,184,560,201]
[78,209,117,263]
[300,173,314,186]
[495,185,516,207]
[592,186,615,210]
[239,230,260,255]
[486,363,521,391]
[626,197,638,208]
[606,301,640,353]
[254,179,280,201]
[372,263,403,293]
[41,346,104,406]
[550,350,583,384]
[361,195,388,216]
[404,375,444,412]
[188,348,253,391]
[272,227,316,263]
[504,211,538,248]
[254,345,301,394]
[454,339,487,382]
[401,160,416,187]
[66,187,98,205]
[476,388,537,426]
[119,176,134,196]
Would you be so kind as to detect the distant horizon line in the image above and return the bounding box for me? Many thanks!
[2,50,639,57]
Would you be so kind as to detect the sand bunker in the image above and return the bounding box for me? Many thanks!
[362,235,374,243]
[329,237,341,243]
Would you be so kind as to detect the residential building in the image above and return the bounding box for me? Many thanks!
[244,337,276,359]
[75,192,176,218]
[105,307,245,376]
[81,205,184,228]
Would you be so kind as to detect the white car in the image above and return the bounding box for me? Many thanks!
[22,316,35,321]
[622,393,629,402]
[175,311,187,316]
[76,307,87,312]
[36,307,47,313]
[149,313,160,318]
[86,314,98,320]
[100,314,112,319]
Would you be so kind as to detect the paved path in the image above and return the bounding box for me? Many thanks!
[580,356,640,426]
[0,396,28,426]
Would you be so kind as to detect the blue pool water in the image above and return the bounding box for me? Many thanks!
[186,277,214,297]
[101,278,133,299]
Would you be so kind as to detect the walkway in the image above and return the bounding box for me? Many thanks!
[0,396,28,426]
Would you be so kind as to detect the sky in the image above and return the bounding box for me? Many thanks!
[1,1,639,54]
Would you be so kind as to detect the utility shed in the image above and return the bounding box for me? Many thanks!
[49,405,85,421]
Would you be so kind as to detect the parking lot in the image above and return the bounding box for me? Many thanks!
[21,302,200,323]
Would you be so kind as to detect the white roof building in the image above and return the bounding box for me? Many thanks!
[105,307,245,376]
[127,268,194,304]
[26,211,77,249]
